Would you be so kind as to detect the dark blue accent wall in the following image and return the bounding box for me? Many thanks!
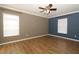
[48,13,79,40]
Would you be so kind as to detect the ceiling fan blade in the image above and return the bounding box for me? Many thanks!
[39,7,45,9]
[48,4,53,7]
[50,8,57,11]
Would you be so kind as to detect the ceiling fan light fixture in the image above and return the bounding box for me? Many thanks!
[45,10,50,14]
[39,4,57,15]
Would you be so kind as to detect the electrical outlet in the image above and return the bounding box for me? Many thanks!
[74,35,77,38]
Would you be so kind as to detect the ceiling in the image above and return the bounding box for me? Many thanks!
[0,4,79,18]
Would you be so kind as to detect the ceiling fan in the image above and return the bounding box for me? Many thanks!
[39,4,57,14]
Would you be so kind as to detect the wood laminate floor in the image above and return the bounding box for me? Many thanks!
[0,36,79,54]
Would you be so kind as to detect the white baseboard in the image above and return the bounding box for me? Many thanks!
[48,34,79,42]
[0,34,48,46]
[0,34,78,46]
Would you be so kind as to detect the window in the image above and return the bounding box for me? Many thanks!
[3,13,19,37]
[58,18,67,34]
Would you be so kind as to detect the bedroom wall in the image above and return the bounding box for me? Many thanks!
[0,8,48,44]
[48,12,79,40]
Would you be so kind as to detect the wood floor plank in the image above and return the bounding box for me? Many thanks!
[0,36,79,54]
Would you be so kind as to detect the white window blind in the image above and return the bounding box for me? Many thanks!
[3,13,19,37]
[58,18,67,34]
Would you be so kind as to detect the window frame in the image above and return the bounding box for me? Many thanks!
[3,13,20,37]
[57,18,68,34]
